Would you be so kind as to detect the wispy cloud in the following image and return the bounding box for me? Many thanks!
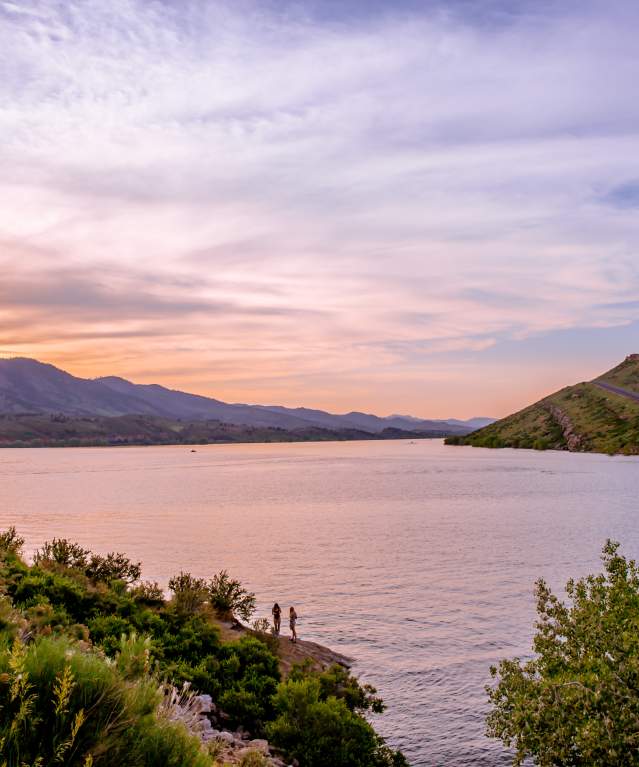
[1,0,638,415]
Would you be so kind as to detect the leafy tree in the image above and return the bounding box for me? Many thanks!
[208,570,256,622]
[487,540,639,766]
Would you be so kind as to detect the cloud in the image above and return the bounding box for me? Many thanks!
[1,0,638,415]
[600,180,639,209]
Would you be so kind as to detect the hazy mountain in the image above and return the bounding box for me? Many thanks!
[446,355,639,455]
[0,357,478,435]
[443,417,496,429]
[0,358,159,417]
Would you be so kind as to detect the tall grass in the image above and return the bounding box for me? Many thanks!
[0,635,212,767]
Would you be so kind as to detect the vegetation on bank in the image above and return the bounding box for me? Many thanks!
[0,528,406,767]
[0,413,449,448]
[488,541,639,766]
[446,355,639,455]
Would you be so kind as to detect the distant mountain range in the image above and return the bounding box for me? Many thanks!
[446,354,639,455]
[0,358,493,447]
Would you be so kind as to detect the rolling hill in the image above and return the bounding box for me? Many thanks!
[0,357,489,446]
[445,354,639,455]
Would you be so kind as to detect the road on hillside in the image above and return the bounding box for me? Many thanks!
[594,380,639,403]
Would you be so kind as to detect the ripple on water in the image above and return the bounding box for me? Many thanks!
[1,441,638,765]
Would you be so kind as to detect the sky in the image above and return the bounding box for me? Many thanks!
[1,0,639,418]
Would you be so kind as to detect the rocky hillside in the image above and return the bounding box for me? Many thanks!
[446,355,639,455]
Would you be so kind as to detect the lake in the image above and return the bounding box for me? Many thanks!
[1,439,638,765]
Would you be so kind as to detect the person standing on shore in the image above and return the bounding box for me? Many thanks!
[289,606,298,643]
[272,602,281,635]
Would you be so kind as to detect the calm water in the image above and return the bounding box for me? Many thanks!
[1,440,638,765]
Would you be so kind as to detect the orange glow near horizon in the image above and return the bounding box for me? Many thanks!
[2,1,639,419]
[0,338,624,420]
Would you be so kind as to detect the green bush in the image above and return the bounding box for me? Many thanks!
[487,540,639,766]
[208,570,256,622]
[33,539,141,585]
[86,551,142,584]
[290,662,385,714]
[88,614,136,655]
[0,635,212,767]
[239,750,269,767]
[266,675,407,767]
[214,636,280,729]
[131,580,165,606]
[0,526,24,555]
[168,572,208,615]
[34,538,90,569]
[0,529,404,766]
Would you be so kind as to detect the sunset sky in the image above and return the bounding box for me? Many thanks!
[1,0,638,418]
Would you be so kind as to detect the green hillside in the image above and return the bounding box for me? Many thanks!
[446,354,639,455]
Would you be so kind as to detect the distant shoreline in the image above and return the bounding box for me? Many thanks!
[0,426,446,450]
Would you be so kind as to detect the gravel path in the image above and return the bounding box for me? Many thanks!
[594,380,639,403]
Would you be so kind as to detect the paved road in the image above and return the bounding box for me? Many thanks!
[594,380,639,403]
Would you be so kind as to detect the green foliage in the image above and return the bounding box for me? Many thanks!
[0,597,23,640]
[447,360,639,456]
[266,676,407,767]
[239,750,269,767]
[290,662,386,714]
[168,572,208,615]
[208,570,256,622]
[214,636,280,729]
[487,540,639,766]
[0,635,212,767]
[0,528,403,767]
[34,538,90,569]
[86,551,141,583]
[131,580,165,606]
[0,526,24,555]
[34,538,141,584]
[252,617,279,656]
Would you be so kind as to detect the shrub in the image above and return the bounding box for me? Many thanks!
[0,526,24,555]
[487,540,639,766]
[131,581,165,606]
[33,539,140,585]
[239,750,269,767]
[168,572,208,615]
[0,597,23,641]
[12,571,88,621]
[252,617,279,655]
[86,552,142,584]
[34,538,90,569]
[0,634,212,767]
[290,662,386,714]
[0,530,402,767]
[208,570,256,622]
[266,677,406,767]
[214,636,280,729]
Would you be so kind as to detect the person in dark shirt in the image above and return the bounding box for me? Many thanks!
[272,602,281,635]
